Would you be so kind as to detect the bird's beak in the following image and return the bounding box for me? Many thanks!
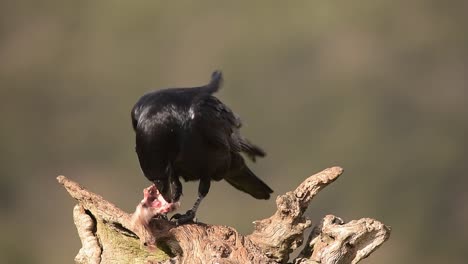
[153,179,172,203]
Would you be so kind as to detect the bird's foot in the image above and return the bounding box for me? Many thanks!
[170,210,196,225]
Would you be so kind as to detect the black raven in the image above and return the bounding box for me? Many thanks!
[131,71,273,224]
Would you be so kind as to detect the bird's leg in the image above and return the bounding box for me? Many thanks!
[190,195,203,214]
[171,178,211,225]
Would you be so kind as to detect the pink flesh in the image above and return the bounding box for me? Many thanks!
[131,185,179,229]
[143,185,179,214]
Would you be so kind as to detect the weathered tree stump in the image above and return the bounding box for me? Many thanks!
[57,166,390,264]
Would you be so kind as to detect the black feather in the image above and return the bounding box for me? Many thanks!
[131,71,273,206]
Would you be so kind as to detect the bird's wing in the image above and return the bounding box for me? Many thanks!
[236,136,266,162]
[191,95,241,151]
[191,95,266,161]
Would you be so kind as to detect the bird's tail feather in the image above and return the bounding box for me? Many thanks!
[224,160,273,200]
[203,70,223,94]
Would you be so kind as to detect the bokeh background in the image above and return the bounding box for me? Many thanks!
[1,1,467,263]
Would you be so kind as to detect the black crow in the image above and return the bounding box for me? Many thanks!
[131,71,273,224]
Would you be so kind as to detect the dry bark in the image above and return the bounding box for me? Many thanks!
[57,166,390,264]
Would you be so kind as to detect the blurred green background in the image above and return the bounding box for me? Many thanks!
[1,1,467,263]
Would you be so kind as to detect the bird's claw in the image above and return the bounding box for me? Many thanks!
[170,210,196,225]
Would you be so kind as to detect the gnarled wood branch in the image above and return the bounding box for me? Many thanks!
[57,166,390,264]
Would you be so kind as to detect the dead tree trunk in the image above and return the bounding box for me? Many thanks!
[57,166,390,264]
